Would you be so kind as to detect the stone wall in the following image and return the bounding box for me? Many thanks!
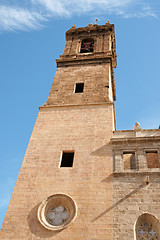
[44,63,111,107]
[112,128,160,239]
[113,172,160,239]
[1,104,115,240]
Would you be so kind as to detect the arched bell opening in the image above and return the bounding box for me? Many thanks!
[80,38,94,53]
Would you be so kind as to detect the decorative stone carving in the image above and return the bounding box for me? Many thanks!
[133,122,142,132]
[37,194,77,231]
[88,23,93,27]
[70,24,76,30]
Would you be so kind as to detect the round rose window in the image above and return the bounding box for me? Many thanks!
[37,194,77,231]
[47,206,69,226]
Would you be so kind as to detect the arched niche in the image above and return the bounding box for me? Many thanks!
[135,213,160,239]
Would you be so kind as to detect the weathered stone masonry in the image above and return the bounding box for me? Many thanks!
[0,22,160,240]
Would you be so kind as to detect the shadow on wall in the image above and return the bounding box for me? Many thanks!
[90,142,112,157]
[91,183,147,222]
[28,203,62,238]
[101,174,113,183]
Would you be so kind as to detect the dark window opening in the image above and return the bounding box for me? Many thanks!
[75,83,84,93]
[80,39,94,53]
[123,152,136,170]
[146,151,160,168]
[60,152,74,167]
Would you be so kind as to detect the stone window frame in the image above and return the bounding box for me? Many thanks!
[37,194,77,231]
[74,82,84,94]
[144,149,160,169]
[77,36,97,55]
[59,150,75,168]
[113,147,160,173]
[135,213,160,240]
[122,150,137,171]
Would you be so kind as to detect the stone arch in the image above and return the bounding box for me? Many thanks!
[135,213,160,239]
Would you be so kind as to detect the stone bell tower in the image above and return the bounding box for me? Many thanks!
[0,22,117,240]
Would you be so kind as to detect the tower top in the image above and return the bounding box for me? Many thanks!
[66,22,114,38]
[43,22,117,107]
[59,22,116,70]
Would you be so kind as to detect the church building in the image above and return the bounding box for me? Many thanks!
[0,22,160,240]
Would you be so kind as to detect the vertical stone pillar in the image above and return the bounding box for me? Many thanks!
[114,150,123,172]
[137,150,147,170]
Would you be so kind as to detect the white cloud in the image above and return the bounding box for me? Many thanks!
[0,0,158,32]
[0,5,46,32]
[141,6,158,18]
[32,0,133,16]
[121,6,158,18]
[31,0,158,21]
[32,0,70,16]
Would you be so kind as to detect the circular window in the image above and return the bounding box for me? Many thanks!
[37,194,77,231]
[47,206,69,226]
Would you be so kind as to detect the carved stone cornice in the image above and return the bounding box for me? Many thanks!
[66,23,114,37]
[111,129,160,144]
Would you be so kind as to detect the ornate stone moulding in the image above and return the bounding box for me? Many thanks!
[37,194,77,231]
[66,23,114,36]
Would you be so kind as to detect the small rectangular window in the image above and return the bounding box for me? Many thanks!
[146,151,159,168]
[60,151,74,167]
[123,152,136,170]
[75,83,84,93]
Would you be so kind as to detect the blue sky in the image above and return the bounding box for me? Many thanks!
[0,0,160,229]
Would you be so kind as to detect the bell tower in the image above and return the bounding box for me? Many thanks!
[1,22,117,240]
[45,22,116,108]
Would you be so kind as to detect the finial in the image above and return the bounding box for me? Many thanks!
[88,23,93,27]
[133,122,142,132]
[70,24,76,30]
[106,20,110,25]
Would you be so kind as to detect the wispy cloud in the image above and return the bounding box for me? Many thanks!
[32,0,158,18]
[0,0,158,32]
[121,6,158,18]
[32,0,133,15]
[0,5,46,32]
[32,0,70,16]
